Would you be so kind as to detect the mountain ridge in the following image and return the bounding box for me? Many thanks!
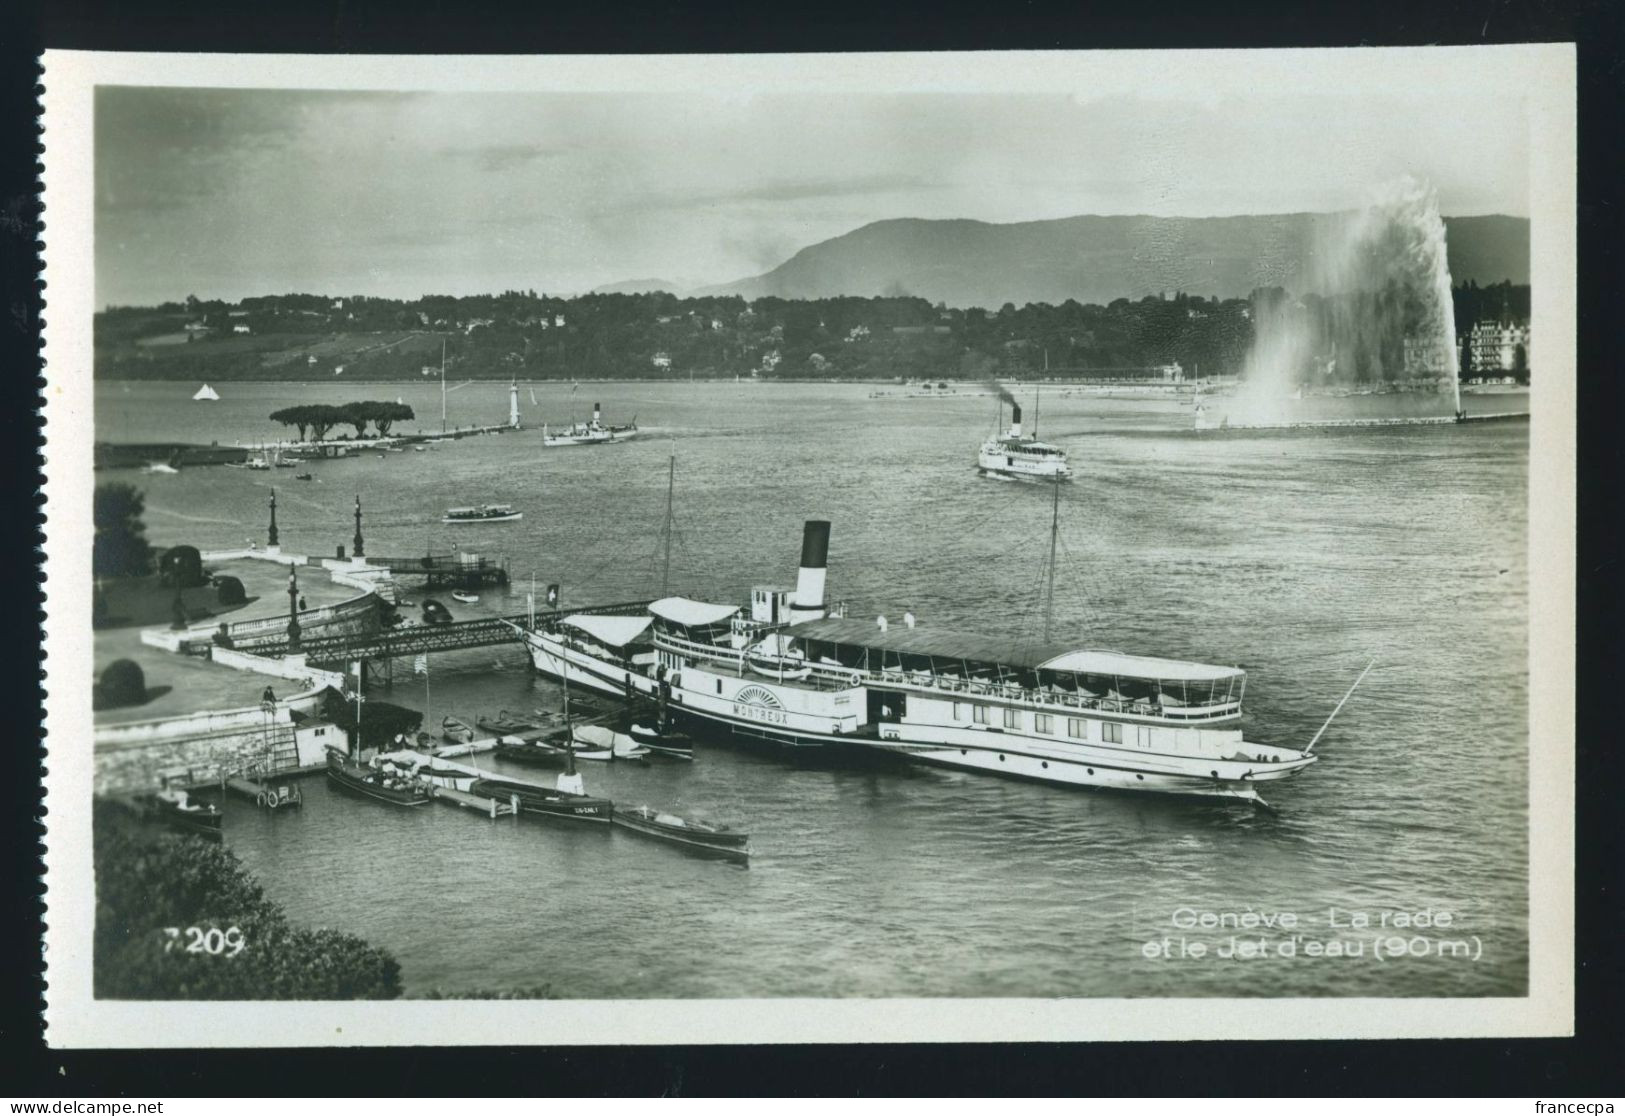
[694,212,1530,308]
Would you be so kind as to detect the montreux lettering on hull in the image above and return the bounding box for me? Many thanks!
[732,702,789,725]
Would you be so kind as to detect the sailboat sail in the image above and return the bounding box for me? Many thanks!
[192,383,220,401]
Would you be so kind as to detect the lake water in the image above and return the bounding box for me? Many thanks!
[96,380,1530,998]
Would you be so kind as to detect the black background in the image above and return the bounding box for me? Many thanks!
[2,0,1620,1096]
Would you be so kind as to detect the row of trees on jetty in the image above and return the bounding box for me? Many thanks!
[95,282,1533,384]
[268,400,416,441]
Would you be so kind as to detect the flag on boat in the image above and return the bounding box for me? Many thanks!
[413,653,429,676]
[546,583,560,607]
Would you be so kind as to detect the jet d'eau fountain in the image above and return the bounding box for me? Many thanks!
[1209,177,1466,430]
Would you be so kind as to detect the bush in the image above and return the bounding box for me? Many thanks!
[95,659,147,709]
[215,575,246,605]
[159,545,206,588]
[94,806,402,1000]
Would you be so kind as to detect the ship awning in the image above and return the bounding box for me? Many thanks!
[789,618,1240,683]
[563,613,654,648]
[648,597,740,628]
[1036,650,1241,683]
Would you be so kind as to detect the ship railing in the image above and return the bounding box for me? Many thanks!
[867,669,1240,721]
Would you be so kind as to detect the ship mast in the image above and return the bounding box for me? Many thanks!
[1043,478,1060,642]
[660,454,675,596]
[440,338,447,434]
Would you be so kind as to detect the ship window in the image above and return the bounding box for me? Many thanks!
[972,705,990,725]
[1034,714,1053,734]
[1003,708,1020,729]
[952,701,965,721]
[1103,722,1123,744]
[1067,718,1084,738]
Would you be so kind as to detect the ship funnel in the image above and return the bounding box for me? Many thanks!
[789,519,831,623]
[593,402,602,424]
[1010,402,1023,437]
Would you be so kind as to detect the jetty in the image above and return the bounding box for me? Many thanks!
[1194,411,1529,433]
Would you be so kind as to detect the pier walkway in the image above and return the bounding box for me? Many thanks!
[234,599,652,669]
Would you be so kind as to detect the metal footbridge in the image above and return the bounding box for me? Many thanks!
[235,599,652,671]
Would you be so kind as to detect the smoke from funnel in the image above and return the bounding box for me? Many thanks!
[988,382,1018,407]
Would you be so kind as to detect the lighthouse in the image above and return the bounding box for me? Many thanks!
[509,379,521,429]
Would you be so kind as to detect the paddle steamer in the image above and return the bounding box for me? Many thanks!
[515,521,1317,803]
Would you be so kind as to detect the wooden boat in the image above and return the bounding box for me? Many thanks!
[492,739,572,767]
[628,720,694,760]
[145,788,223,838]
[325,753,431,806]
[611,805,749,858]
[441,715,476,744]
[294,472,314,481]
[573,723,650,761]
[477,710,545,736]
[451,590,480,604]
[471,776,612,824]
[376,753,480,791]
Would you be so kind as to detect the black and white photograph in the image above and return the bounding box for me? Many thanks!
[40,46,1575,1046]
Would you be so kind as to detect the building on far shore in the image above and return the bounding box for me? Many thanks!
[1466,320,1530,375]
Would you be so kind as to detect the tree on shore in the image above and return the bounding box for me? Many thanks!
[94,804,403,999]
[93,483,152,577]
[338,401,415,438]
[269,404,346,442]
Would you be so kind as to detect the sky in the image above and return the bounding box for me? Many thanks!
[94,75,1532,308]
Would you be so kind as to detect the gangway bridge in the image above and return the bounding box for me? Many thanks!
[234,600,652,680]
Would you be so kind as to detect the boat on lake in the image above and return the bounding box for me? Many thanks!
[294,472,314,481]
[611,805,750,858]
[471,775,612,824]
[443,504,522,524]
[477,710,546,737]
[441,715,476,744]
[492,739,573,767]
[572,723,650,761]
[451,590,480,604]
[192,383,220,401]
[145,788,223,838]
[376,751,481,791]
[516,519,1321,803]
[325,753,432,806]
[542,403,638,447]
[977,398,1069,481]
[628,720,694,760]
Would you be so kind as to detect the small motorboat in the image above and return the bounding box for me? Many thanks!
[572,723,649,761]
[325,753,431,807]
[441,715,476,744]
[294,472,314,481]
[444,504,523,524]
[145,788,223,838]
[629,721,694,760]
[477,710,544,736]
[451,590,480,604]
[471,776,612,824]
[492,739,571,767]
[611,805,749,859]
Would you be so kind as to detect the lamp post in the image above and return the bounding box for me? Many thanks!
[286,568,301,652]
[268,489,279,548]
[353,495,365,560]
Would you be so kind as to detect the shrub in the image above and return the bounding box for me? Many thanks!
[95,659,147,709]
[159,545,206,588]
[93,806,402,1000]
[215,575,246,605]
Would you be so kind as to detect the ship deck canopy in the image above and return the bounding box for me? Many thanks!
[563,613,654,648]
[789,617,1243,703]
[649,597,741,628]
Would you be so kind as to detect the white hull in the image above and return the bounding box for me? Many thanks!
[521,627,1312,797]
[444,513,523,524]
[542,431,637,447]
